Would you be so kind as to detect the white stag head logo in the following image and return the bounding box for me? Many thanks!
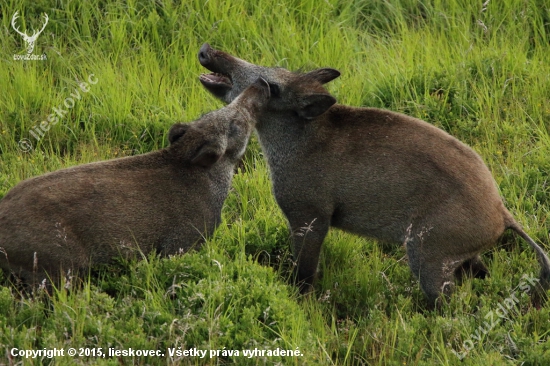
[11,11,49,55]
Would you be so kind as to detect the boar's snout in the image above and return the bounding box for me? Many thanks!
[198,43,235,101]
[198,43,231,73]
[198,43,213,66]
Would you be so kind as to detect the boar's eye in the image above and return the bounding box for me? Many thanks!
[268,82,280,97]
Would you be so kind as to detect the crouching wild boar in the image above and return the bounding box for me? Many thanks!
[0,78,270,286]
[198,43,550,305]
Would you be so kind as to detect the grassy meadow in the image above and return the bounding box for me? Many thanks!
[1,0,550,364]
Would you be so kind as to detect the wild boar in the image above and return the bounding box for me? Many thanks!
[0,78,270,286]
[198,43,550,305]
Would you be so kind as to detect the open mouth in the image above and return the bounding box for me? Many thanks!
[199,72,232,88]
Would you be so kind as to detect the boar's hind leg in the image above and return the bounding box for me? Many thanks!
[455,255,489,281]
[287,213,330,294]
[407,242,463,306]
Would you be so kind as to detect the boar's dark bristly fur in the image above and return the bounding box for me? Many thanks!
[198,43,550,305]
[0,78,270,286]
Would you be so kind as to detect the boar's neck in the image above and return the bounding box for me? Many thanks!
[208,163,234,196]
[163,148,233,205]
[255,113,309,173]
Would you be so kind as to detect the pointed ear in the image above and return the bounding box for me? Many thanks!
[305,68,341,84]
[253,76,271,99]
[237,76,271,113]
[168,123,189,144]
[190,138,227,167]
[297,93,337,119]
[267,82,280,97]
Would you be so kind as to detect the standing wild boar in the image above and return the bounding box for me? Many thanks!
[198,43,550,304]
[0,78,270,286]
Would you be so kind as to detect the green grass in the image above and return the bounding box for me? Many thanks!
[1,0,550,364]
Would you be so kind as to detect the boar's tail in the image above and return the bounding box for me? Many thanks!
[508,221,550,288]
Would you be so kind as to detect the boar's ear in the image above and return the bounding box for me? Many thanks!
[168,123,189,144]
[254,77,271,99]
[267,82,280,97]
[190,138,227,168]
[305,68,341,84]
[238,77,271,112]
[297,93,337,119]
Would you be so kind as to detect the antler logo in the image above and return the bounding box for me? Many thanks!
[11,11,49,55]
